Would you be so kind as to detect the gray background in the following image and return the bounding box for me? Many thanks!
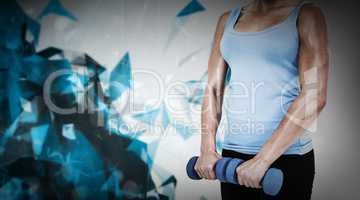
[18,0,360,199]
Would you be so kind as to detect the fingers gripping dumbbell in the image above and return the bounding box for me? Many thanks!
[186,156,283,196]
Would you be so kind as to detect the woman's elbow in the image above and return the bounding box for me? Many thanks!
[206,83,222,97]
[318,98,327,112]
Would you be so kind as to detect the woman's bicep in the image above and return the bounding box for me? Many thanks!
[207,12,230,92]
[298,5,329,101]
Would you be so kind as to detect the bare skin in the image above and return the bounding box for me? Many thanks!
[194,0,329,189]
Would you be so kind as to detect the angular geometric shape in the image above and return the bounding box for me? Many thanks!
[132,108,160,125]
[157,174,177,200]
[160,175,177,188]
[101,169,123,198]
[83,54,107,76]
[62,124,76,140]
[38,0,77,21]
[0,0,32,50]
[164,1,205,51]
[18,80,41,101]
[216,139,223,153]
[225,67,231,86]
[30,124,49,156]
[187,88,205,105]
[177,0,206,17]
[0,178,24,199]
[127,140,153,168]
[161,104,171,129]
[21,54,72,86]
[178,47,206,67]
[147,139,160,163]
[0,116,20,154]
[6,69,23,125]
[24,15,41,45]
[152,164,173,185]
[186,81,206,105]
[109,52,132,102]
[37,47,63,58]
[19,99,38,124]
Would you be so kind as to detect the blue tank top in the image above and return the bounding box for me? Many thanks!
[220,1,313,155]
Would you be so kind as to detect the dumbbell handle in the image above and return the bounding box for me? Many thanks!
[186,156,283,196]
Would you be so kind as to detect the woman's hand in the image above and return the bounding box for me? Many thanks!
[194,151,221,180]
[236,156,271,188]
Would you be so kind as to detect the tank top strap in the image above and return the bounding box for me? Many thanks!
[224,7,241,30]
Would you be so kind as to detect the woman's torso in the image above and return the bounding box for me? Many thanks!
[220,1,313,155]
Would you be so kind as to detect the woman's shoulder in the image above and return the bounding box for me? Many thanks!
[299,2,325,21]
[297,2,328,43]
[219,10,232,24]
[298,2,327,29]
[217,8,238,29]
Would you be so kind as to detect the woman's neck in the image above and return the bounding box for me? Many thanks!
[244,0,300,13]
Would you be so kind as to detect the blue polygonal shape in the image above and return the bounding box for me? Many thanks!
[216,139,223,153]
[62,124,76,140]
[18,100,38,124]
[38,0,77,21]
[24,15,41,45]
[3,54,23,126]
[101,169,124,198]
[109,52,132,102]
[178,47,205,67]
[132,108,160,125]
[21,55,72,86]
[188,88,205,105]
[177,0,206,17]
[186,80,206,105]
[147,140,160,164]
[0,117,20,154]
[0,178,24,199]
[0,0,37,50]
[161,104,171,129]
[18,80,41,101]
[127,140,153,168]
[59,132,107,197]
[37,126,65,165]
[160,175,177,188]
[84,54,107,76]
[30,124,49,156]
[225,67,231,86]
[58,50,107,77]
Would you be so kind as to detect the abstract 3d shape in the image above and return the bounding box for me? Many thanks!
[164,0,206,51]
[109,52,132,102]
[177,0,206,17]
[38,0,78,21]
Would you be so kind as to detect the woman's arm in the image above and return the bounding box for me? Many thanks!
[236,4,330,188]
[194,12,230,180]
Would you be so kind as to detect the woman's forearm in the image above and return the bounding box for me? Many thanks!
[194,11,228,180]
[200,86,223,154]
[255,90,327,166]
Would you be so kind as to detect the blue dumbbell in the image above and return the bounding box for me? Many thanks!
[186,156,284,196]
